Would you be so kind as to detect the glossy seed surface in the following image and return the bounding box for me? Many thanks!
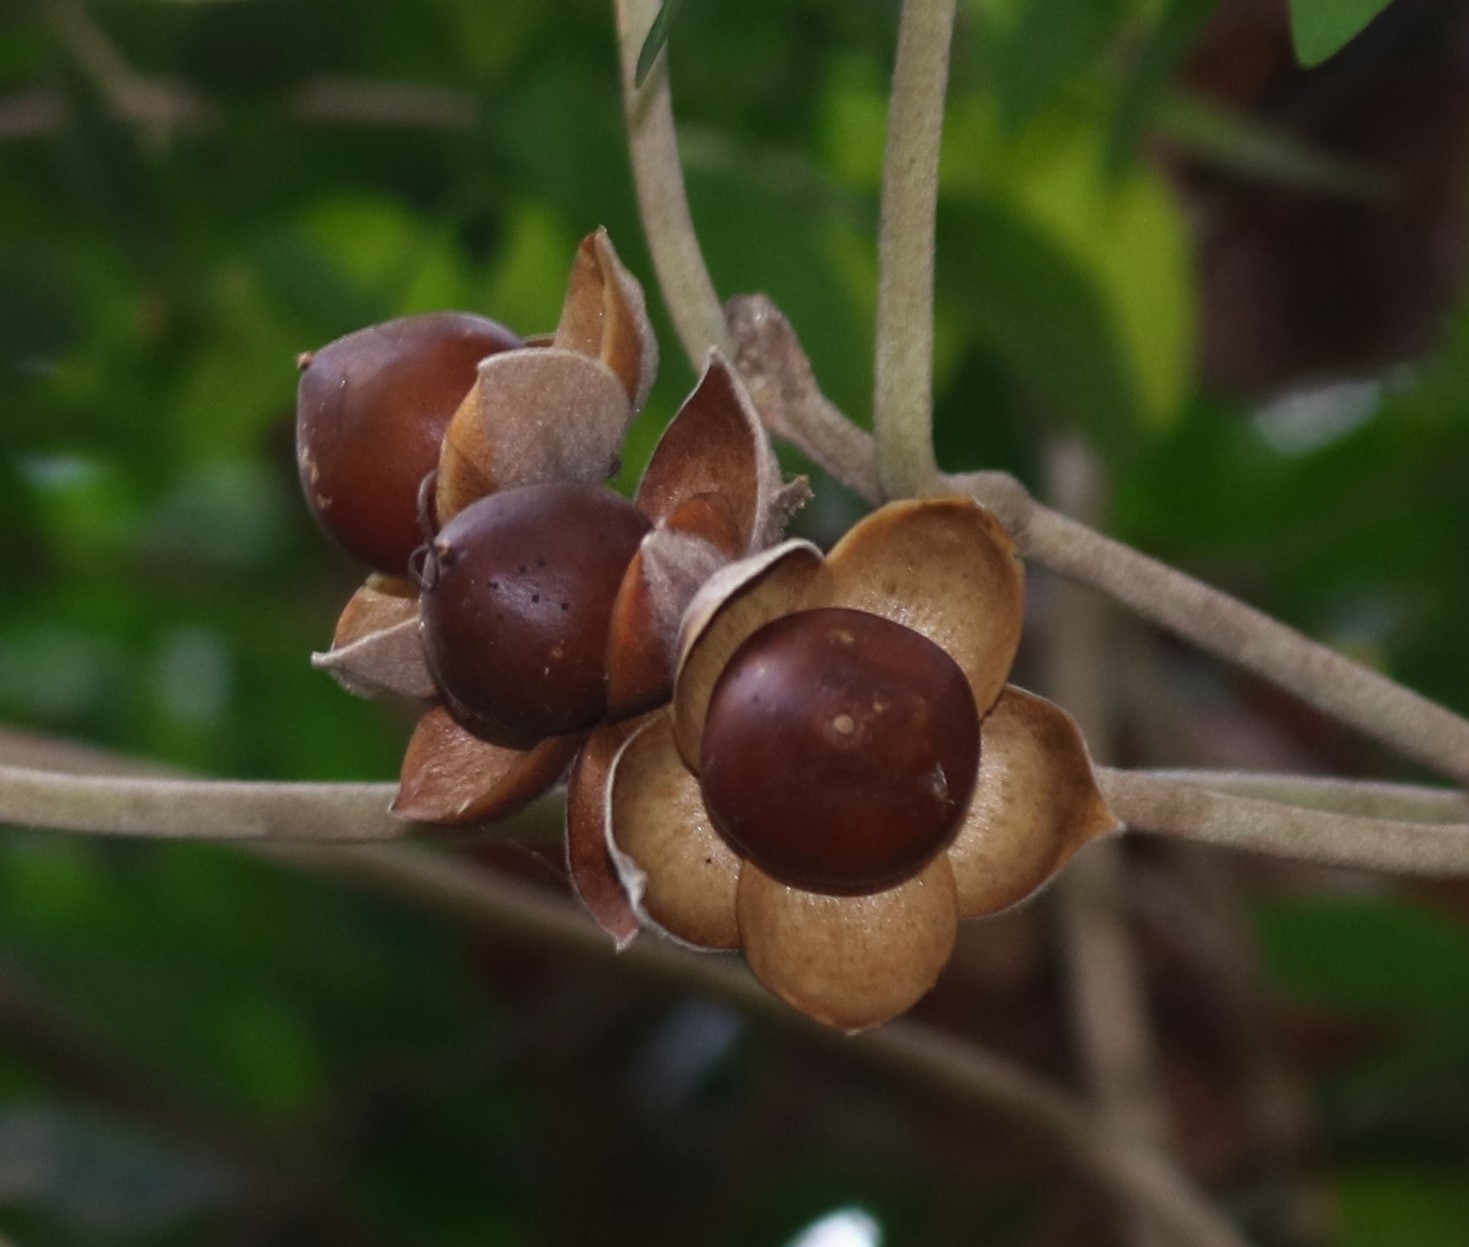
[700,607,980,895]
[296,312,521,572]
[420,482,651,747]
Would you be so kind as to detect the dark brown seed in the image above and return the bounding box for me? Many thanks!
[700,607,980,895]
[420,482,651,747]
[296,312,521,573]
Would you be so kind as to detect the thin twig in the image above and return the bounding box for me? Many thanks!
[872,0,953,499]
[43,0,213,143]
[1,80,480,143]
[757,353,1469,786]
[0,766,410,841]
[725,294,882,502]
[271,839,1249,1247]
[615,0,735,371]
[0,760,566,846]
[1103,769,1469,873]
[1046,438,1171,1247]
[1128,769,1469,822]
[0,726,1243,1247]
[1015,501,1469,786]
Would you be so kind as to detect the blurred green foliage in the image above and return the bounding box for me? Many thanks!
[4,0,1469,1243]
[1290,0,1396,67]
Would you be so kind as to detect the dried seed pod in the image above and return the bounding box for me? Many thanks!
[419,481,651,748]
[699,607,980,895]
[296,312,521,573]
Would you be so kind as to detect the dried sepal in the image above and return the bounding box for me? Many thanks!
[672,540,828,771]
[392,706,583,825]
[635,352,790,553]
[825,497,1024,714]
[565,719,645,949]
[554,229,658,411]
[436,348,633,523]
[312,578,432,700]
[330,574,419,648]
[949,687,1118,918]
[737,855,958,1033]
[607,715,742,949]
[604,514,737,720]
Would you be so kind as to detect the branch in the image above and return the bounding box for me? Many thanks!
[271,839,1248,1247]
[725,294,883,502]
[0,727,1243,1246]
[1045,439,1171,1247]
[1104,769,1469,873]
[872,0,953,499]
[1127,769,1469,822]
[1015,502,1469,787]
[615,0,734,370]
[0,766,414,841]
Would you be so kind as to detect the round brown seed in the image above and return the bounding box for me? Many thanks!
[296,312,521,573]
[700,607,980,895]
[420,481,651,747]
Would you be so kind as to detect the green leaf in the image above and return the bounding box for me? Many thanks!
[1339,1167,1469,1247]
[940,199,1138,442]
[983,0,1130,131]
[1290,0,1396,67]
[945,101,1196,432]
[1105,0,1218,174]
[636,0,685,87]
[1256,896,1469,1017]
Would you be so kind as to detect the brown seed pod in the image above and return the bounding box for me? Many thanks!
[419,481,651,748]
[296,312,521,573]
[699,606,981,896]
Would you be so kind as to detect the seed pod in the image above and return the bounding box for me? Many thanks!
[420,481,651,748]
[700,607,980,895]
[296,312,521,573]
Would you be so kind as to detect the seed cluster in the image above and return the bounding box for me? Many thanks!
[293,259,1111,1030]
[296,313,651,751]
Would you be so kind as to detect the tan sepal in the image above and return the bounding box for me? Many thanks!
[606,714,742,949]
[436,348,633,523]
[949,687,1118,918]
[332,573,419,646]
[635,351,790,553]
[392,706,584,826]
[554,228,658,411]
[825,497,1024,714]
[312,577,431,700]
[605,499,739,720]
[671,540,828,772]
[737,856,958,1032]
[565,718,646,949]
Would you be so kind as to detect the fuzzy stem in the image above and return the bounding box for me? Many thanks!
[724,294,883,502]
[615,0,734,370]
[872,0,952,499]
[1019,503,1469,786]
[0,766,409,840]
[0,762,563,844]
[0,726,1243,1246]
[1104,769,1469,873]
[1127,769,1469,822]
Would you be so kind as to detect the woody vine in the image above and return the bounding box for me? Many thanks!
[2,1,1467,1244]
